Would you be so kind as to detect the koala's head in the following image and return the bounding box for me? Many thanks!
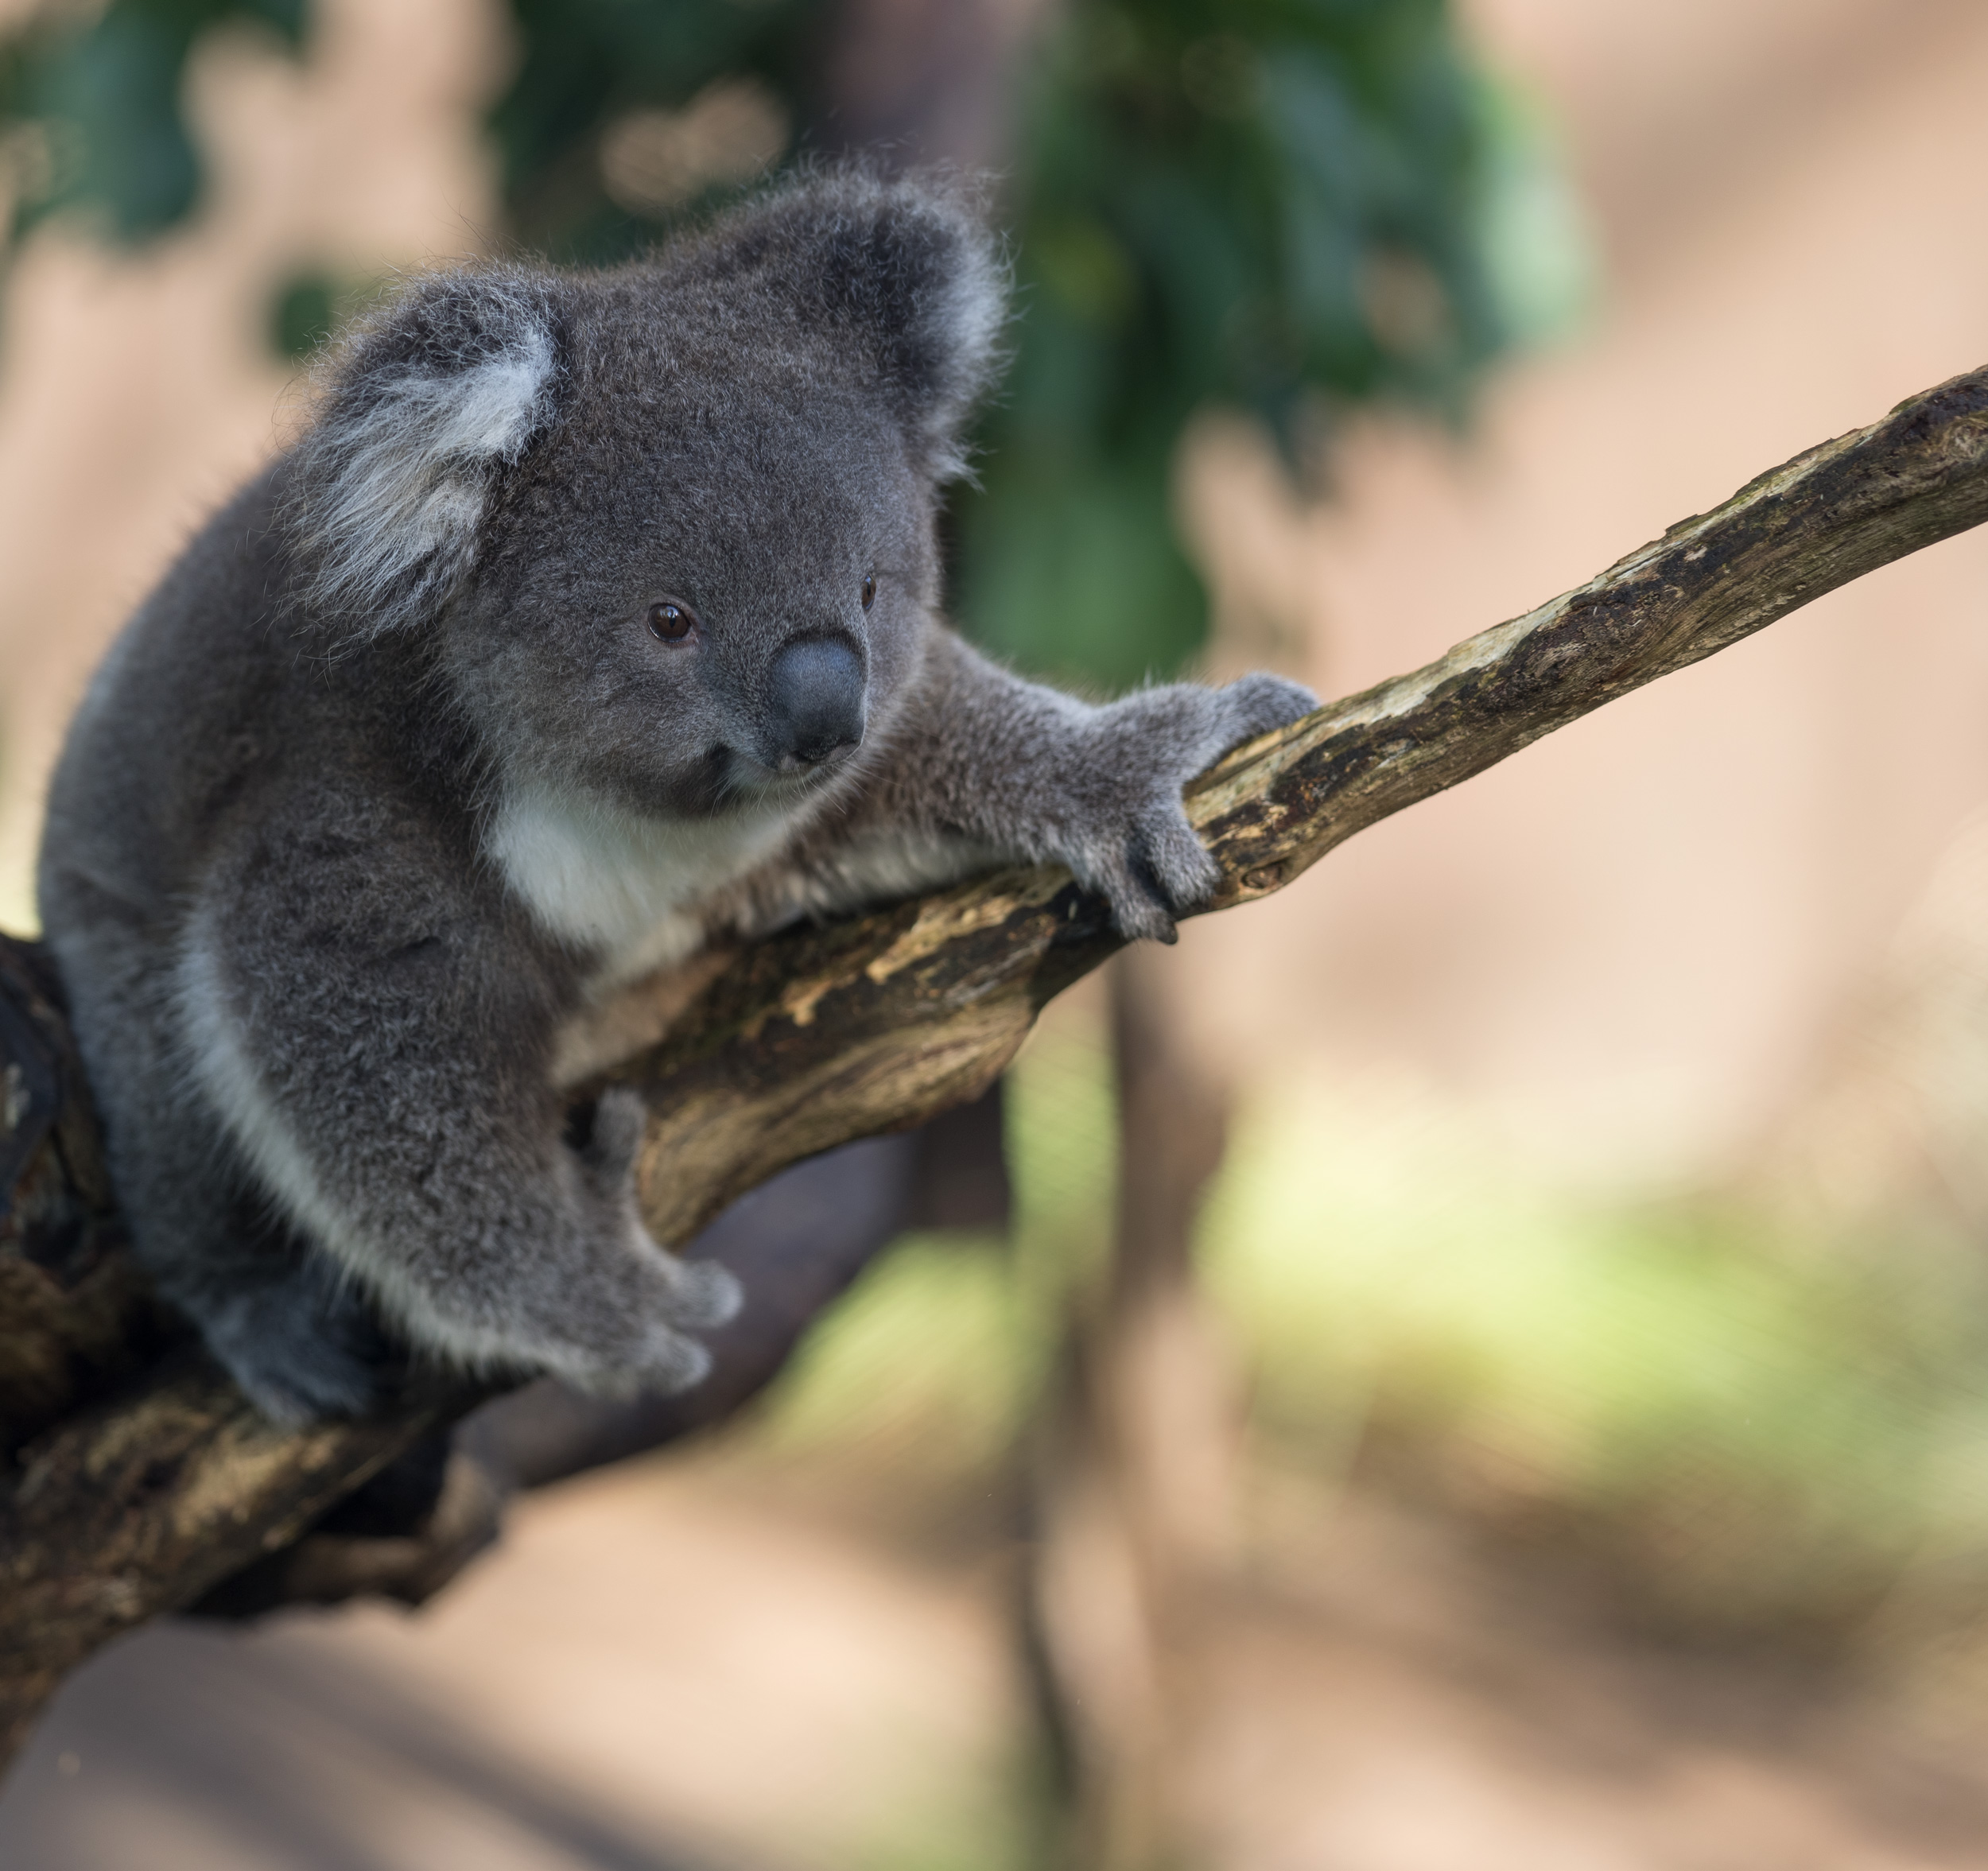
[287,169,1006,817]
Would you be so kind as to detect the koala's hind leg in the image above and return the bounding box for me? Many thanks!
[173,852,738,1413]
[48,911,397,1422]
[118,1128,398,1423]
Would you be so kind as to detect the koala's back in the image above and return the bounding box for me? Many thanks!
[41,466,475,949]
[45,469,292,931]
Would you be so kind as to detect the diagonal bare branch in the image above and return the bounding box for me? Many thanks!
[3,363,1986,1768]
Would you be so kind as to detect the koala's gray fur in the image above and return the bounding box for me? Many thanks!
[37,170,1314,1423]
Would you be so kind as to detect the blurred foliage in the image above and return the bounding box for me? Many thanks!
[0,0,1582,690]
[268,266,335,359]
[765,1019,1988,1667]
[487,0,817,262]
[1202,1081,1988,1652]
[959,0,1516,687]
[760,1013,1115,1489]
[0,0,305,243]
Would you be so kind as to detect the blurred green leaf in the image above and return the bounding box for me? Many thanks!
[957,0,1516,685]
[1,0,305,243]
[488,0,813,262]
[269,267,334,359]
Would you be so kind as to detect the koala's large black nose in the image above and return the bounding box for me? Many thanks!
[765,635,867,767]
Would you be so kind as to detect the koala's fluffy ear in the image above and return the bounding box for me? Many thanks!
[716,170,1008,483]
[287,271,561,635]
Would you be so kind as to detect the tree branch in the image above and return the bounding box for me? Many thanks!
[4,364,1986,1767]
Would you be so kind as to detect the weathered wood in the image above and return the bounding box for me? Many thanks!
[0,940,163,1454]
[0,1360,464,1757]
[1183,367,1988,906]
[3,363,1986,1769]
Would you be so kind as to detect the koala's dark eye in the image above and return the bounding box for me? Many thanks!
[860,573,878,612]
[647,600,697,644]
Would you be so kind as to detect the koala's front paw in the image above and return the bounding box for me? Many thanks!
[1218,670,1322,747]
[1074,671,1316,943]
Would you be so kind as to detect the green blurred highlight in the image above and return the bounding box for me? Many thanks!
[269,269,334,359]
[760,1036,1988,1655]
[0,0,306,244]
[1474,72,1597,350]
[265,267,393,361]
[1205,1086,1988,1642]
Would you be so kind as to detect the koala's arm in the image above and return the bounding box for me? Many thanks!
[180,806,736,1415]
[864,630,1316,941]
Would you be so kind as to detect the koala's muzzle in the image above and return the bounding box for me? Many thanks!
[764,635,867,767]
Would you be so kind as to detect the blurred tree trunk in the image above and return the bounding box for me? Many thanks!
[816,14,1261,1850]
[814,17,1256,1842]
[1029,945,1243,1867]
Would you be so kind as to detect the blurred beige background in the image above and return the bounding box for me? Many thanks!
[0,0,503,930]
[1175,0,1988,1186]
[6,2,1988,1866]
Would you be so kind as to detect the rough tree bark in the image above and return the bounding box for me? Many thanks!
[3,364,1986,1769]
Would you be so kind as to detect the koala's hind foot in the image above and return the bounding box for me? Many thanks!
[195,1255,403,1426]
[204,1089,739,1417]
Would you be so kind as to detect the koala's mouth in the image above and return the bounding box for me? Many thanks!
[714,741,853,805]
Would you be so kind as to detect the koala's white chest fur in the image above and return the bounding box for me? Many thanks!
[485,782,799,989]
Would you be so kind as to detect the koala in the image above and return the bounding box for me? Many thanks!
[36,170,1315,1423]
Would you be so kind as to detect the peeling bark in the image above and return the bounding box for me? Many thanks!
[3,364,1986,1770]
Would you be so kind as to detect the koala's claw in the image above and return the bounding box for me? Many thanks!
[550,1081,741,1395]
[482,1238,740,1403]
[552,1257,738,1398]
[1100,805,1221,942]
[629,1322,717,1394]
[1103,882,1180,945]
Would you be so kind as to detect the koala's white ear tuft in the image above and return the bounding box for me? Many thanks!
[716,169,1010,483]
[289,272,561,635]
